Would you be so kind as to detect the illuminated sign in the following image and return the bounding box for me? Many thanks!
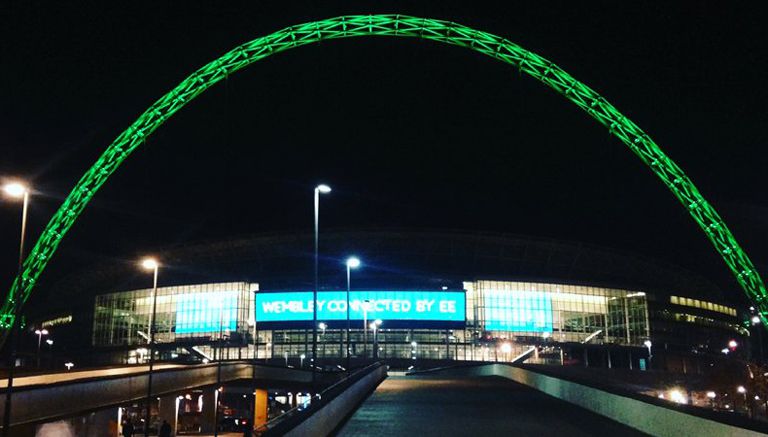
[175,291,237,334]
[256,290,465,329]
[483,290,553,332]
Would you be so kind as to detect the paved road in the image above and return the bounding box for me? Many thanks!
[336,375,648,436]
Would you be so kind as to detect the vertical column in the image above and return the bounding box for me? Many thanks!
[158,395,179,435]
[200,389,218,433]
[254,389,268,429]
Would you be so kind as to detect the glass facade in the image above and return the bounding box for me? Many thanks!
[92,282,256,352]
[93,279,655,364]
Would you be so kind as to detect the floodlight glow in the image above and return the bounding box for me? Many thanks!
[374,319,382,326]
[706,391,716,399]
[669,389,687,404]
[644,340,652,348]
[737,386,746,394]
[315,184,331,194]
[2,182,27,199]
[752,316,761,324]
[501,343,512,353]
[729,340,738,348]
[346,257,361,269]
[141,258,159,270]
[46,339,53,345]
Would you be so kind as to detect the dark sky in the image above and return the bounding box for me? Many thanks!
[1,2,766,307]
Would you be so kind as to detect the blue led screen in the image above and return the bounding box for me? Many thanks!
[256,291,465,327]
[175,291,237,334]
[483,290,553,332]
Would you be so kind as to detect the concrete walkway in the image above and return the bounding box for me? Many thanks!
[336,375,648,436]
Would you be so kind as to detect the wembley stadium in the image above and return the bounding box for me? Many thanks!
[27,229,750,373]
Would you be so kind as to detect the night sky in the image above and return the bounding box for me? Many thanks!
[1,2,766,309]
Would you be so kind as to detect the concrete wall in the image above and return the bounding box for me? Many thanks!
[283,365,387,437]
[479,364,765,437]
[0,362,312,428]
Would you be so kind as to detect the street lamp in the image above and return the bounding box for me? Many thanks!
[34,328,49,368]
[411,341,418,362]
[644,340,653,368]
[64,362,74,371]
[318,322,327,359]
[371,319,382,359]
[345,257,360,371]
[752,316,764,364]
[313,184,331,383]
[2,180,31,437]
[300,354,306,368]
[140,257,159,437]
[362,299,372,359]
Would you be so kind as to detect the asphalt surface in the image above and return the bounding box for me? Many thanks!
[335,375,649,436]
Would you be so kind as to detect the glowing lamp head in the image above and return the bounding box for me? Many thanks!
[644,340,652,348]
[737,385,746,394]
[375,319,382,326]
[501,343,512,353]
[706,391,716,399]
[141,258,159,271]
[318,322,327,330]
[3,182,28,199]
[346,257,361,269]
[300,354,306,359]
[315,184,332,194]
[752,316,761,324]
[728,340,738,349]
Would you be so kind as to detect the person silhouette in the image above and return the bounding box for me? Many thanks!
[159,419,172,437]
[122,420,135,437]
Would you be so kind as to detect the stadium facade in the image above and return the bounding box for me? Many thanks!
[32,230,750,371]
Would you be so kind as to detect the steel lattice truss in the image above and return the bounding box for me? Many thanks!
[3,15,765,335]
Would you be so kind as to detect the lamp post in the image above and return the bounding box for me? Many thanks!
[313,184,331,383]
[2,181,30,437]
[34,328,49,368]
[318,322,327,359]
[752,316,763,363]
[45,339,53,369]
[644,340,652,369]
[371,319,382,359]
[140,257,159,437]
[345,257,360,371]
[362,300,371,359]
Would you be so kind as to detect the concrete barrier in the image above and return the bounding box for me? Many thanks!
[261,364,387,437]
[0,362,315,428]
[439,363,766,437]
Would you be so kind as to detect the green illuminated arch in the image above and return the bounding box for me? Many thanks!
[3,14,765,332]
